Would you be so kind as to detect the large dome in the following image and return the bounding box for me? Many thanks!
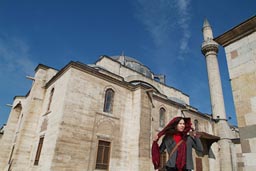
[111,55,153,78]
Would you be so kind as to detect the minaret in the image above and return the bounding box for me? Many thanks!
[201,19,233,171]
[201,19,227,121]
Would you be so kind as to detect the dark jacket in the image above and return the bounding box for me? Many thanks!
[159,135,203,170]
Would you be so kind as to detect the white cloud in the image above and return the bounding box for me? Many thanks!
[0,35,36,75]
[176,0,191,58]
[133,0,191,59]
[0,35,36,126]
[176,0,190,13]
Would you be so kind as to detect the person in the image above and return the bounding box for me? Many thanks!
[151,117,203,171]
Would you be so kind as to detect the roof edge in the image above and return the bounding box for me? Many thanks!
[214,15,256,47]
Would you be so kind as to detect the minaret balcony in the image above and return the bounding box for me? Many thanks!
[201,40,219,55]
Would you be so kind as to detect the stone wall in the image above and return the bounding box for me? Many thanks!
[224,31,256,171]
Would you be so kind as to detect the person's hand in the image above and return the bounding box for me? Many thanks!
[189,131,201,138]
[189,126,197,137]
[191,131,197,137]
[195,131,201,138]
[153,134,158,141]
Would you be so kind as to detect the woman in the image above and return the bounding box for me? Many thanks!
[152,117,203,171]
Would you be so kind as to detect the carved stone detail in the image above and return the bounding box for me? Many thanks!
[201,40,219,55]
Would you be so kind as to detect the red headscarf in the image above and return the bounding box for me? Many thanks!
[151,117,192,170]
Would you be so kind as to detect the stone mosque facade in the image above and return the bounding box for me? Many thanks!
[1,17,255,171]
[215,15,256,171]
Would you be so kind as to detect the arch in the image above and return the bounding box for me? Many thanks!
[96,118,116,136]
[129,80,161,94]
[13,101,23,119]
[13,101,23,134]
[125,75,163,94]
[13,101,22,110]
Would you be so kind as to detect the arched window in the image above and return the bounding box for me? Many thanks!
[103,89,115,113]
[47,88,54,111]
[194,119,199,131]
[159,108,166,127]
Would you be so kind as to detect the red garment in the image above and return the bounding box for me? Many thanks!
[151,117,192,170]
[176,139,187,171]
[173,132,182,143]
[173,132,186,171]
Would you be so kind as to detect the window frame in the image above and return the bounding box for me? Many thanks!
[103,88,115,114]
[34,136,45,166]
[159,107,166,127]
[95,140,111,170]
[194,119,199,131]
[47,88,54,111]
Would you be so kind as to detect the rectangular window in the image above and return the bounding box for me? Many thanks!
[96,140,111,170]
[34,136,44,165]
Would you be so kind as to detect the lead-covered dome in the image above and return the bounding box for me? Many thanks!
[111,55,153,78]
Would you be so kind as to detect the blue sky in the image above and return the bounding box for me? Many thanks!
[0,0,255,126]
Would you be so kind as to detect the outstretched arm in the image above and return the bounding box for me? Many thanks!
[191,133,204,152]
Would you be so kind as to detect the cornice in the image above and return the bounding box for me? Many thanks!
[34,63,57,72]
[214,15,256,47]
[44,61,135,90]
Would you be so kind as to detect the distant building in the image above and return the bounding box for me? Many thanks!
[215,15,256,171]
[0,21,242,170]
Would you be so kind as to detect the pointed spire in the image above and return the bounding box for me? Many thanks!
[203,18,211,28]
[202,18,213,41]
[201,18,218,55]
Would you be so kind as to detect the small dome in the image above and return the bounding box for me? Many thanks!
[111,55,153,78]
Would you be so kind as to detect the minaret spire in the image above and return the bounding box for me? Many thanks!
[202,18,213,41]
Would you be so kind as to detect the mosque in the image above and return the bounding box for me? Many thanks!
[0,16,255,171]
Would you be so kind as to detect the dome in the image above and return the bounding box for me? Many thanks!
[111,55,153,78]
